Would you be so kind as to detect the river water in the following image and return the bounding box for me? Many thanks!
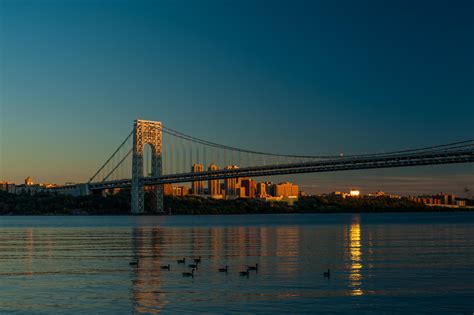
[0,213,473,314]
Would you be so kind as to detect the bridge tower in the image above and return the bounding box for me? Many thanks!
[131,119,163,214]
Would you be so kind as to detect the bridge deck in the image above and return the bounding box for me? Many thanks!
[79,148,473,190]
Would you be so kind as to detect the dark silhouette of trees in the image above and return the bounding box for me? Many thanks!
[0,190,471,215]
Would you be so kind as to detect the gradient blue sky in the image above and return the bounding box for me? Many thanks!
[1,0,473,196]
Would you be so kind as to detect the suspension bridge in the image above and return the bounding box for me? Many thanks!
[51,119,474,214]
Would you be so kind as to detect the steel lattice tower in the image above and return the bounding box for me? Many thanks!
[131,119,163,214]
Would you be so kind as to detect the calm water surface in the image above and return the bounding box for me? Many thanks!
[0,213,473,314]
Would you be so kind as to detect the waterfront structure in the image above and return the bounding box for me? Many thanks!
[274,182,299,198]
[0,181,16,194]
[457,200,466,207]
[367,191,401,199]
[5,177,59,195]
[171,185,190,197]
[349,189,360,197]
[162,184,173,196]
[256,182,267,198]
[410,193,466,208]
[207,163,221,198]
[333,189,361,199]
[224,165,240,198]
[240,178,256,198]
[131,119,163,214]
[263,181,275,196]
[192,164,204,195]
[43,119,474,214]
[237,186,246,198]
[434,193,457,205]
[367,190,386,197]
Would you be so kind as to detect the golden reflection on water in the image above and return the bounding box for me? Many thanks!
[127,224,302,312]
[349,215,363,296]
[132,227,168,314]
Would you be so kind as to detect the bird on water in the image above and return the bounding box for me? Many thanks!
[161,264,170,270]
[177,258,186,264]
[194,256,202,264]
[239,269,250,277]
[183,268,195,277]
[129,260,139,266]
[323,269,331,278]
[218,266,228,273]
[188,263,198,269]
[247,263,258,272]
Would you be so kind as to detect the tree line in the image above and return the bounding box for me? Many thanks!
[0,190,471,215]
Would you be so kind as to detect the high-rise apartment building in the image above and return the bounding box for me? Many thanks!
[191,163,204,195]
[224,165,239,198]
[263,181,275,196]
[256,182,267,198]
[208,163,221,197]
[240,178,256,198]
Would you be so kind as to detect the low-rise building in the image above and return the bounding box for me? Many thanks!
[274,182,299,198]
[410,193,467,208]
[172,185,190,197]
[349,189,360,197]
[0,181,16,194]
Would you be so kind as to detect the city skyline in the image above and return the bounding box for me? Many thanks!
[2,166,473,200]
[1,0,473,196]
[3,172,471,210]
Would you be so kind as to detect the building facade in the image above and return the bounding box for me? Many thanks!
[207,163,221,197]
[191,163,204,195]
[224,165,239,198]
[274,182,299,197]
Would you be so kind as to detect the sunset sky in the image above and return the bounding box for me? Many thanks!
[1,0,473,196]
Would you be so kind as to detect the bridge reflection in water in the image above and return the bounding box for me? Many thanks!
[128,223,302,313]
[131,227,168,313]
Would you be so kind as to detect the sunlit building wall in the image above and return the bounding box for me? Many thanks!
[237,186,246,198]
[163,183,173,196]
[191,164,204,195]
[207,163,221,197]
[172,185,189,197]
[256,182,267,198]
[241,178,256,198]
[274,182,299,197]
[25,176,33,186]
[349,189,360,197]
[224,165,239,198]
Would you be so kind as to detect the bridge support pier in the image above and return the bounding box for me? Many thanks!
[131,120,164,214]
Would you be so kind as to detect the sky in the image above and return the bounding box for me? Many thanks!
[0,0,473,196]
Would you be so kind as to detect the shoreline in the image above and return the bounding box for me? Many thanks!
[1,207,473,216]
[1,190,472,216]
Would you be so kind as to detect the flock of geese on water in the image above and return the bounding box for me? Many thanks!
[130,257,331,279]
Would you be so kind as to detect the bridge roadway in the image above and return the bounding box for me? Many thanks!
[81,148,473,190]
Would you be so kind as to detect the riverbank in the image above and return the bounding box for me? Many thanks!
[1,190,472,215]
